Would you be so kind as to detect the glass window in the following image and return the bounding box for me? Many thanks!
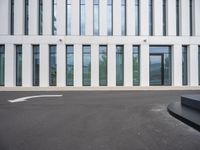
[25,0,29,35]
[52,0,57,35]
[116,45,124,86]
[182,46,188,85]
[99,46,107,86]
[0,45,5,86]
[199,46,200,85]
[38,0,43,35]
[49,45,56,86]
[135,0,140,36]
[66,0,72,35]
[33,45,40,86]
[190,0,193,36]
[149,0,153,36]
[80,0,86,35]
[10,0,14,35]
[107,0,113,36]
[163,0,166,36]
[83,45,91,86]
[121,0,126,35]
[93,0,99,35]
[133,46,140,86]
[16,45,22,86]
[176,0,180,36]
[66,45,74,86]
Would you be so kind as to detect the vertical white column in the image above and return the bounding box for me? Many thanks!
[57,0,66,35]
[140,44,149,86]
[188,45,198,86]
[72,0,79,35]
[22,44,32,87]
[100,0,107,36]
[153,0,163,36]
[113,0,121,35]
[85,0,93,36]
[74,44,82,87]
[140,0,149,36]
[29,0,38,35]
[40,44,49,87]
[167,0,176,36]
[127,0,135,36]
[194,0,200,36]
[14,0,24,35]
[91,44,99,87]
[57,44,66,87]
[180,0,190,36]
[43,0,52,35]
[5,44,15,87]
[172,45,182,86]
[0,0,9,34]
[124,44,132,86]
[108,44,116,86]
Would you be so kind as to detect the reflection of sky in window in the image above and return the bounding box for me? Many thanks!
[107,0,113,36]
[93,0,99,35]
[67,0,71,35]
[80,0,85,35]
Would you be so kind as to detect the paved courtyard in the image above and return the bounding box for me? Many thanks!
[0,90,200,150]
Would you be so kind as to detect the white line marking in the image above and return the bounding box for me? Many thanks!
[8,95,63,103]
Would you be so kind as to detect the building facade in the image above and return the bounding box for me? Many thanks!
[0,0,200,87]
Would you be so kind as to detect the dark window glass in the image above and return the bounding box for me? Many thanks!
[190,0,193,36]
[176,0,180,36]
[93,0,99,35]
[49,45,56,86]
[182,46,188,85]
[121,0,126,35]
[16,45,22,86]
[199,46,200,85]
[38,0,43,35]
[133,46,140,86]
[0,45,5,86]
[83,45,91,86]
[66,0,72,35]
[116,45,124,86]
[52,0,57,35]
[25,0,29,35]
[33,45,40,86]
[135,0,140,36]
[163,0,166,36]
[107,0,113,36]
[66,45,74,86]
[80,0,86,35]
[149,0,153,36]
[11,0,14,35]
[99,46,107,86]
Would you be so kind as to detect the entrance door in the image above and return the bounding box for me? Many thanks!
[150,54,164,85]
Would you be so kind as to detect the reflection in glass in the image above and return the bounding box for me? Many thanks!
[11,0,14,35]
[135,0,140,36]
[0,45,5,86]
[176,0,180,36]
[99,46,107,86]
[52,0,57,35]
[66,45,74,86]
[16,45,22,86]
[190,0,193,36]
[149,0,153,35]
[25,0,29,35]
[116,46,124,86]
[39,0,43,35]
[66,0,72,35]
[121,0,126,35]
[80,0,86,35]
[199,46,200,85]
[107,0,113,36]
[133,46,140,86]
[182,46,188,85]
[93,0,99,35]
[33,45,40,86]
[49,45,56,86]
[83,46,91,86]
[163,0,166,36]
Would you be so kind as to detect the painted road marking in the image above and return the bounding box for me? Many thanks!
[8,95,63,103]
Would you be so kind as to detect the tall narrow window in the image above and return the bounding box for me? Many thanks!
[0,45,5,86]
[52,0,57,35]
[49,45,56,86]
[199,46,200,85]
[99,46,107,86]
[182,46,188,85]
[107,0,113,36]
[116,45,124,86]
[190,0,193,36]
[135,0,140,36]
[163,0,167,36]
[33,45,40,86]
[149,0,153,36]
[24,0,29,35]
[66,45,74,86]
[16,45,22,86]
[83,45,91,86]
[93,0,99,35]
[10,0,14,35]
[121,0,126,35]
[80,0,86,35]
[133,46,140,86]
[38,0,43,35]
[176,0,180,36]
[66,0,72,35]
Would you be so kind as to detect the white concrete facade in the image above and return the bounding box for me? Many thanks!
[0,0,200,88]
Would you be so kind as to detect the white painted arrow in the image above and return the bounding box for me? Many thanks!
[8,95,63,103]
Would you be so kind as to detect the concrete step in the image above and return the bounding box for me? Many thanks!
[181,94,200,111]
